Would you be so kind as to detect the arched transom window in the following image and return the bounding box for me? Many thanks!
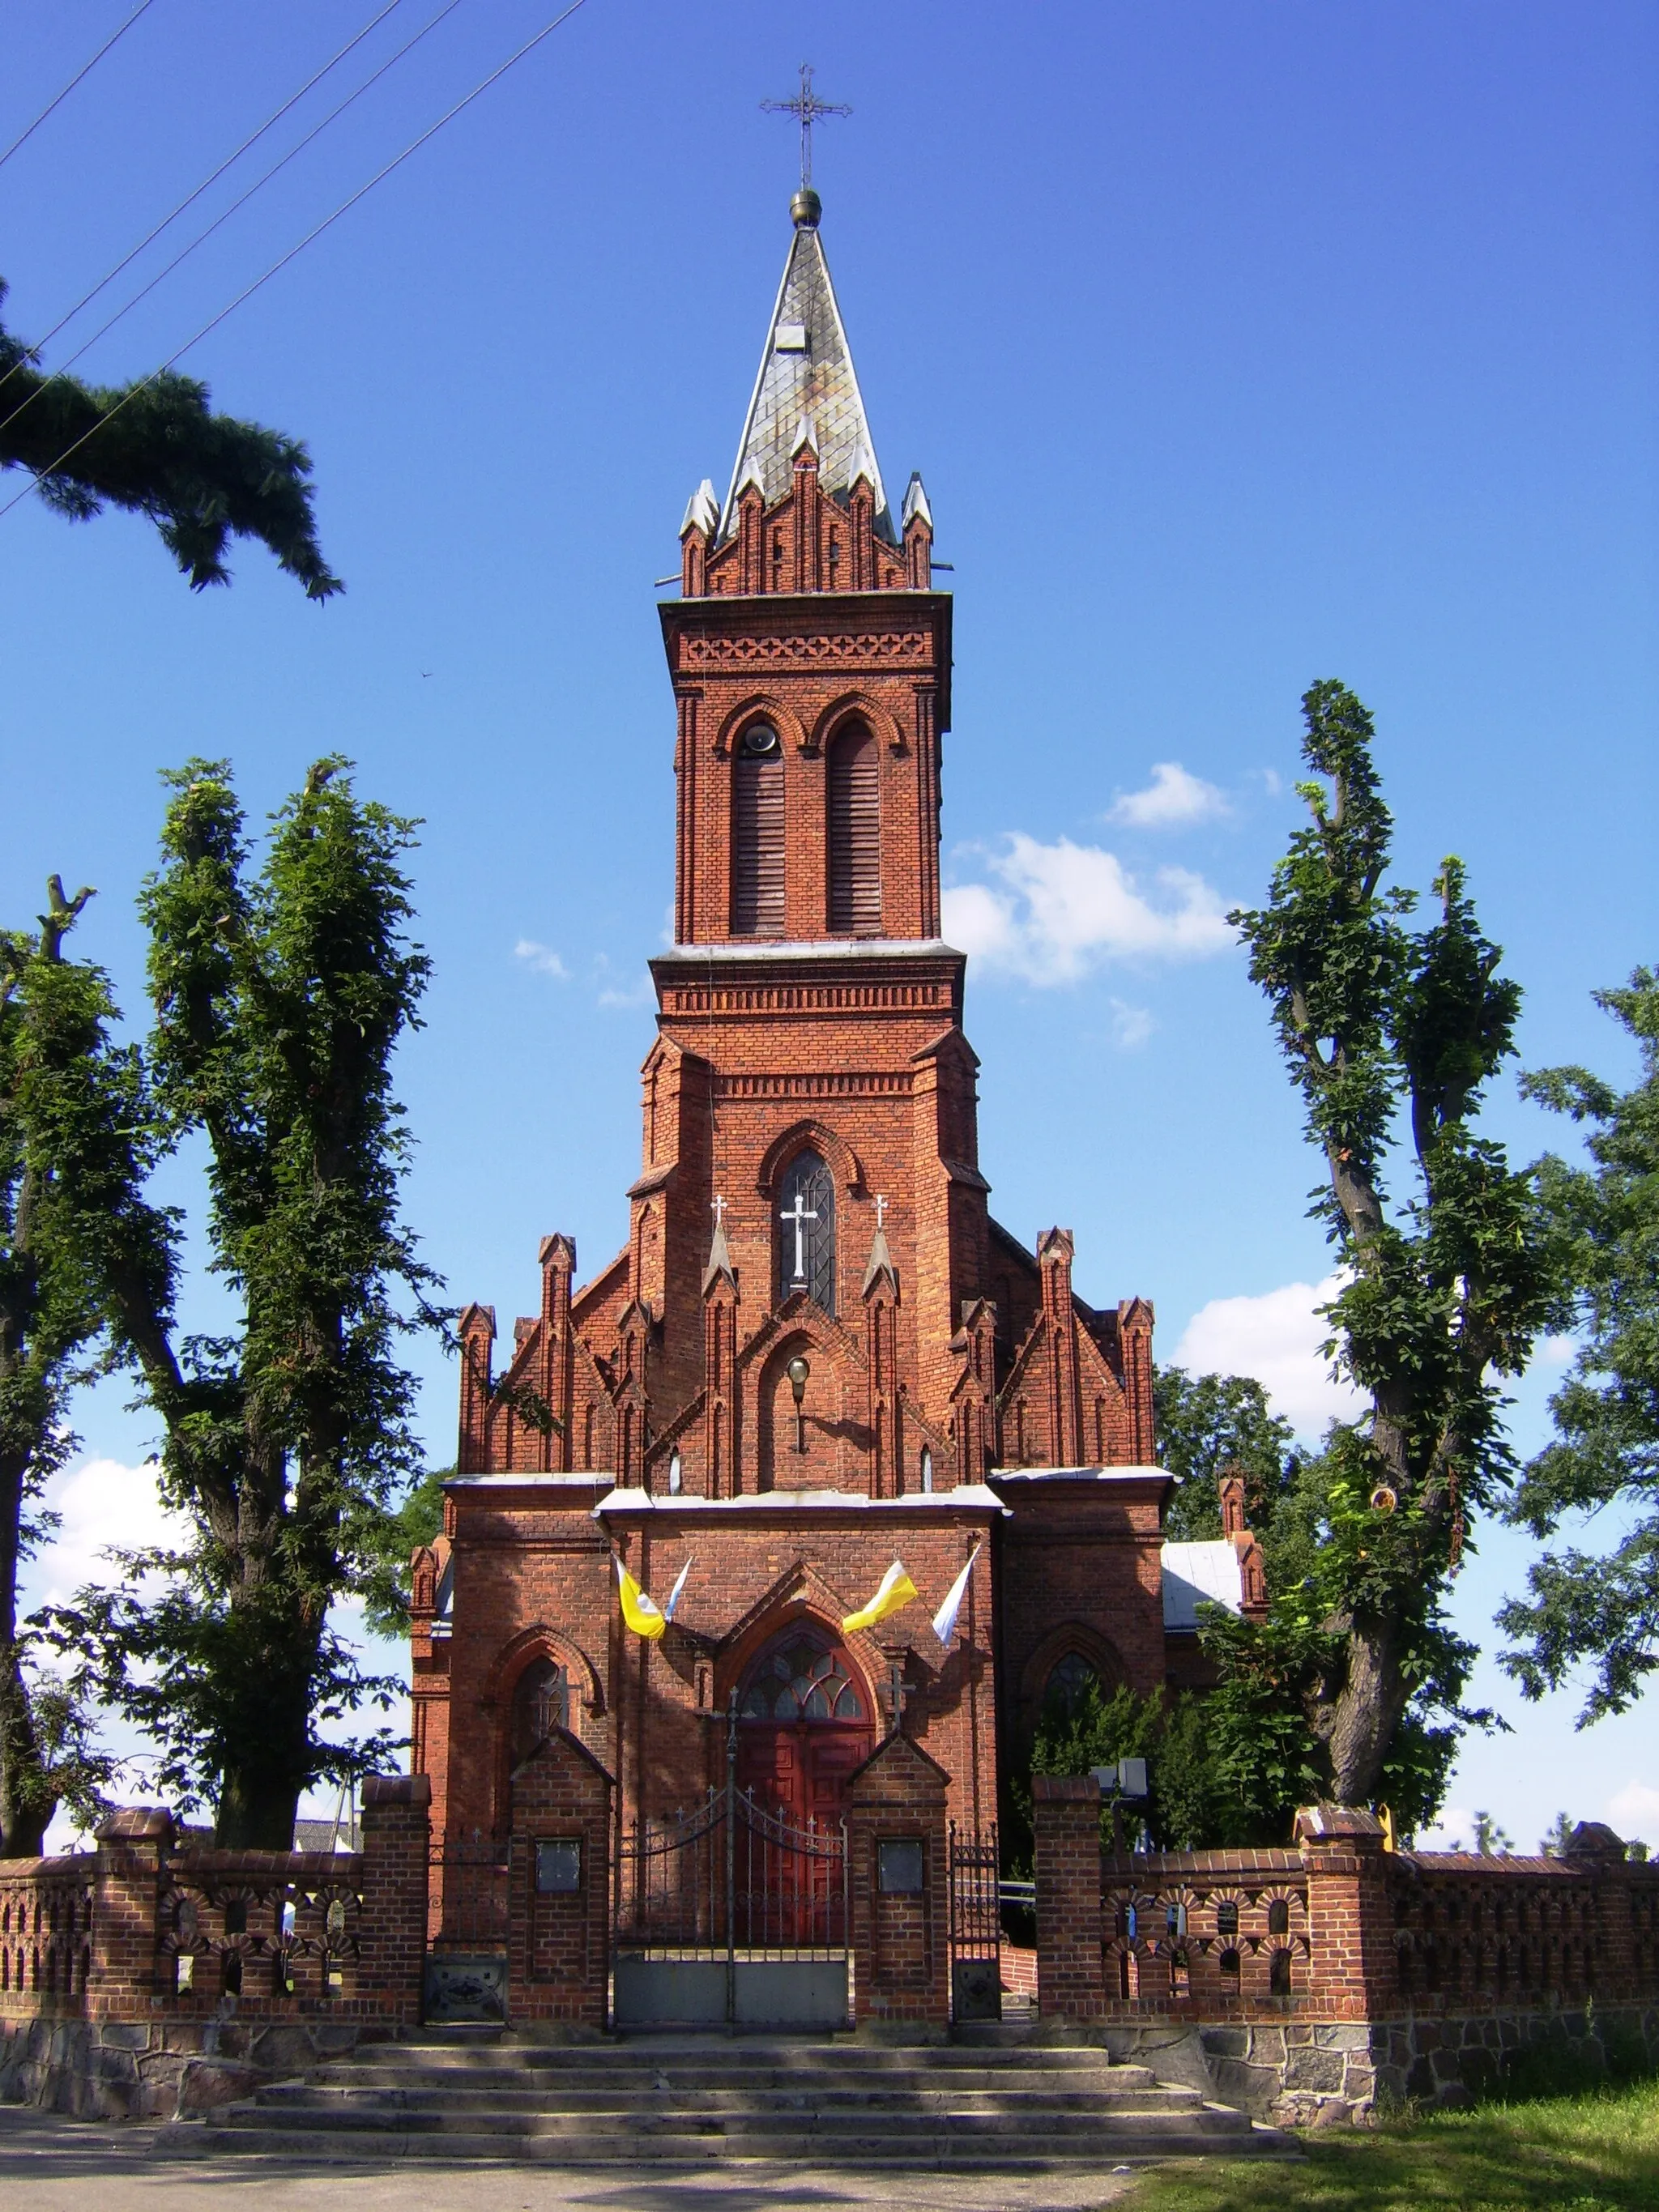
[777,1148,836,1313]
[740,1629,865,1722]
[731,720,785,936]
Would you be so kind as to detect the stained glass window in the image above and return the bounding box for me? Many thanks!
[1044,1650,1099,1719]
[777,1149,836,1313]
[740,1633,864,1722]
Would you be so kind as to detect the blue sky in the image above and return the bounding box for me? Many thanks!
[5,2,1656,1847]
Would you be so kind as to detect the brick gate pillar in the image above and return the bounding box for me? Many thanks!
[1295,1803,1397,2018]
[1033,1774,1105,2019]
[88,1807,173,2018]
[359,1772,431,2024]
[505,1728,613,2028]
[845,1732,949,2026]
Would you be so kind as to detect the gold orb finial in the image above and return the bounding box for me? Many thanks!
[791,187,821,228]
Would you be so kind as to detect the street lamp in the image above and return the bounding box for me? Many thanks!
[787,1355,811,1455]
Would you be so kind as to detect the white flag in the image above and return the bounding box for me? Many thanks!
[930,1544,983,1648]
[663,1555,693,1623]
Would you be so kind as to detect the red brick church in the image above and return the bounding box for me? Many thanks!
[408,188,1265,1852]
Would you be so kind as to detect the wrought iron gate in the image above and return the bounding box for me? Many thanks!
[949,1821,1002,2021]
[612,1696,850,2028]
[424,1827,509,2023]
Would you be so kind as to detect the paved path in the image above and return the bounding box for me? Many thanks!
[0,2107,1140,2212]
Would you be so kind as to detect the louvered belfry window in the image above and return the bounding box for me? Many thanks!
[827,721,881,935]
[731,722,786,935]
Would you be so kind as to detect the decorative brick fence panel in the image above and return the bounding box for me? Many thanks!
[0,1856,96,2019]
[1,1779,430,2115]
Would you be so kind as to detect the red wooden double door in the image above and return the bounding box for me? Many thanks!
[731,1626,871,1946]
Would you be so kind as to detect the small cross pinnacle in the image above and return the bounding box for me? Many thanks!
[875,1194,889,1228]
[761,62,851,194]
[711,1195,728,1228]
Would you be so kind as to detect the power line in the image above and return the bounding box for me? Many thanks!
[0,0,471,443]
[0,0,160,175]
[0,0,595,526]
[2,0,412,390]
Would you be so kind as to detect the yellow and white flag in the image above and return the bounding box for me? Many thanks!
[616,1556,667,1640]
[930,1544,983,1649]
[842,1560,918,1636]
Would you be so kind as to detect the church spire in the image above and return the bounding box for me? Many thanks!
[718,198,894,548]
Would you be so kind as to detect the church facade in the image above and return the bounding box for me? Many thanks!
[407,189,1265,1850]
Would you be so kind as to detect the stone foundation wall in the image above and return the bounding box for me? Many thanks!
[0,2012,392,2120]
[1193,2003,1659,2126]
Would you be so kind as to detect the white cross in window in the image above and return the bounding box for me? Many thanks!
[781,1189,818,1282]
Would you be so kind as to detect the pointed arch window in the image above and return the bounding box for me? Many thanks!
[777,1149,836,1314]
[731,720,785,935]
[826,720,881,934]
[511,1657,570,1764]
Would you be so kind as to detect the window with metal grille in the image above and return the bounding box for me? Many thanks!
[731,722,785,935]
[826,721,881,934]
[777,1149,836,1313]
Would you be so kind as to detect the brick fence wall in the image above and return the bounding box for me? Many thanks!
[1032,1786,1659,2120]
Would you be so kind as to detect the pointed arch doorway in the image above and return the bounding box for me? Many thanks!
[734,1621,874,1829]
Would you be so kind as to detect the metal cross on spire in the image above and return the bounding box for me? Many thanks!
[761,62,851,192]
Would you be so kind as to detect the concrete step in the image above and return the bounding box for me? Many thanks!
[334,2043,1145,2077]
[254,2082,1192,2116]
[215,2100,1256,2141]
[295,2061,1164,2096]
[168,2120,1287,2167]
[245,2087,1213,2124]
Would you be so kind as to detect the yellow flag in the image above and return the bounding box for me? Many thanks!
[616,1557,667,1641]
[842,1560,918,1636]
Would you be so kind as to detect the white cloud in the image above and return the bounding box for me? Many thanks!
[1109,761,1230,828]
[942,833,1235,985]
[1174,1272,1367,1437]
[23,1455,187,1613]
[1109,998,1154,1050]
[514,938,569,979]
[1420,1806,1476,1852]
[1609,1781,1659,1843]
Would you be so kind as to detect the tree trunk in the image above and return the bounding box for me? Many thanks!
[1318,1612,1414,1807]
[211,1597,325,1850]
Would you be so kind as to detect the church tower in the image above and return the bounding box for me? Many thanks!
[642,182,986,1496]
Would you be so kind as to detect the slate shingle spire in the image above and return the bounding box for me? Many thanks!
[719,194,894,548]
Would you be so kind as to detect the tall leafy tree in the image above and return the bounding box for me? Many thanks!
[0,880,167,1852]
[1499,967,1659,1721]
[1155,1365,1299,1542]
[49,759,435,1846]
[1,279,339,597]
[1226,680,1555,1809]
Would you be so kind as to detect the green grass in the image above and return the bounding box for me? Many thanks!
[1125,2078,1659,2212]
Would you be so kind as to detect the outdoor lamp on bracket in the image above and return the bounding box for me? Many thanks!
[787,1355,811,1454]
